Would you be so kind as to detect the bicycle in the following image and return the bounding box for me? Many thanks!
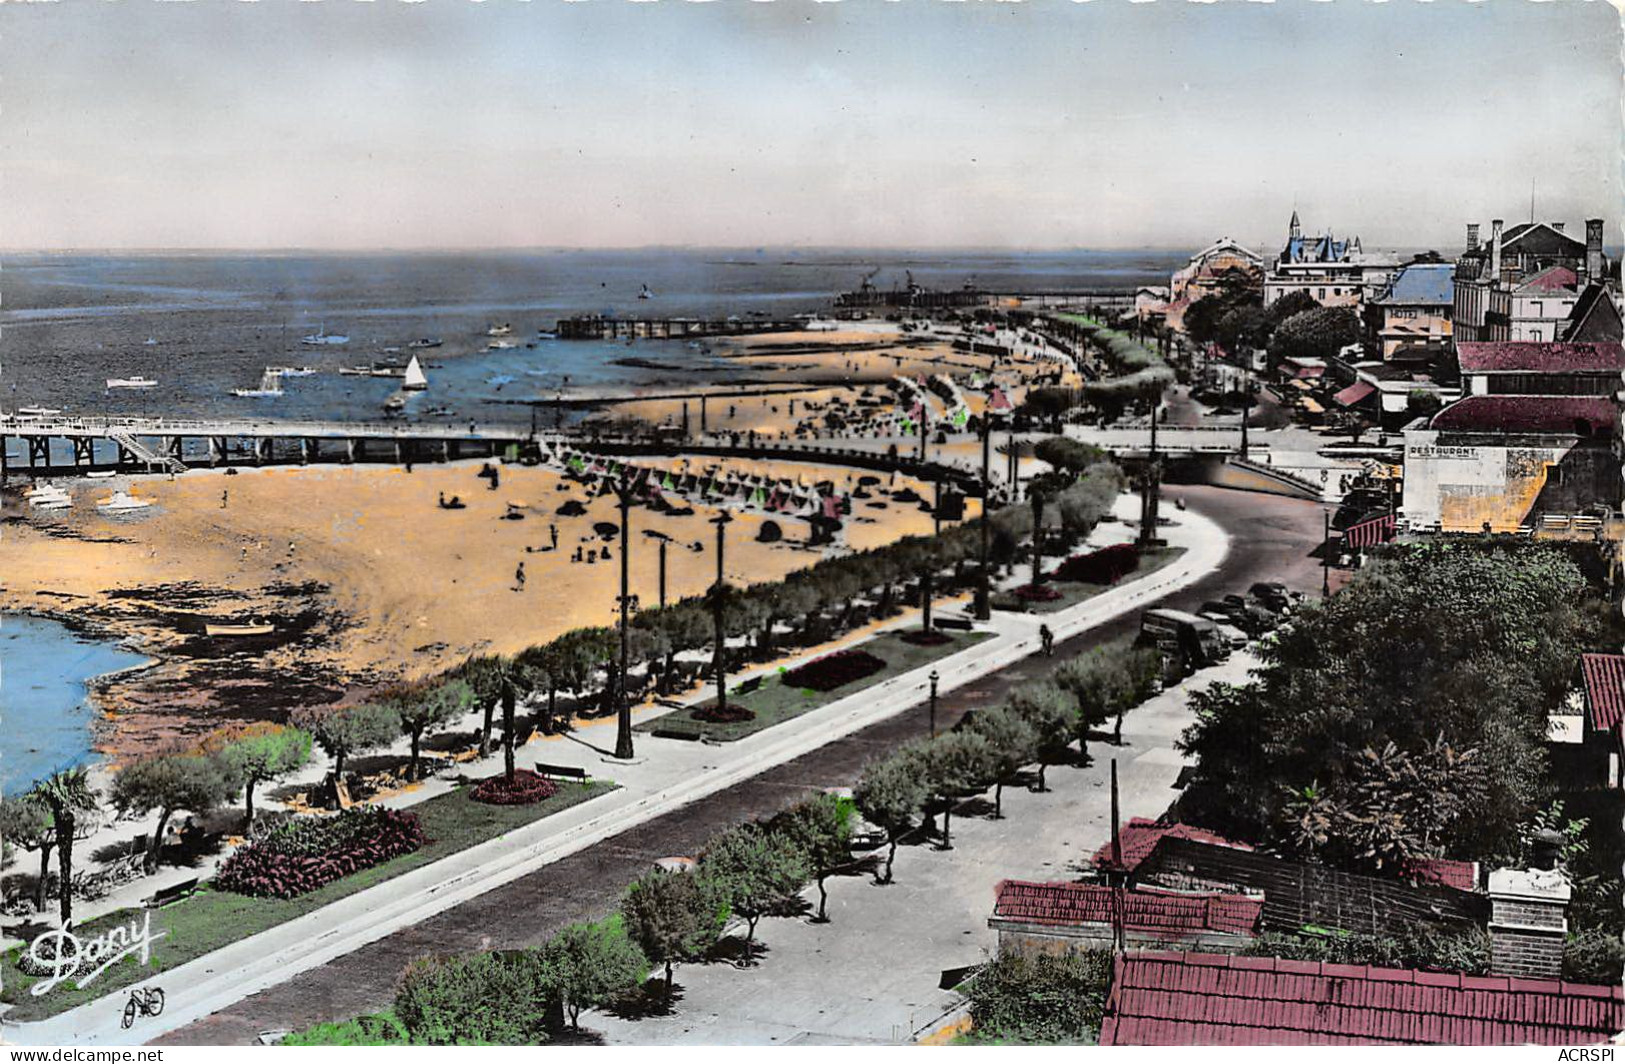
[121,986,165,1029]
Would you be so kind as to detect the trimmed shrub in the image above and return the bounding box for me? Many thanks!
[1240,928,1492,975]
[394,951,554,1045]
[281,1012,412,1046]
[470,769,559,806]
[962,949,1112,1045]
[1013,583,1062,603]
[215,806,425,898]
[781,650,887,693]
[900,630,952,647]
[1053,543,1140,585]
[692,703,756,724]
[1564,929,1625,984]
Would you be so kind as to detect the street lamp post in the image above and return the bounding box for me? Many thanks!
[711,511,733,715]
[1239,357,1251,460]
[613,476,635,761]
[657,536,668,610]
[975,417,992,621]
[929,669,939,739]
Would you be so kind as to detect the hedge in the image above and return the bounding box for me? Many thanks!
[781,649,888,692]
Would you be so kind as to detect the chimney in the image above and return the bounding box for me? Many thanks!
[1487,854,1569,979]
[1586,218,1604,281]
[1552,222,1565,234]
[1466,223,1480,251]
[1490,219,1504,281]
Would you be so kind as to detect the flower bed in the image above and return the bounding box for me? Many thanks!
[1053,543,1140,585]
[470,769,559,806]
[216,807,426,899]
[781,649,888,692]
[901,630,953,647]
[1013,583,1063,602]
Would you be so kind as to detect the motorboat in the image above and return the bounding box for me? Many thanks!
[26,483,70,510]
[383,394,407,414]
[233,368,285,398]
[106,376,157,389]
[408,338,444,349]
[486,323,513,337]
[17,406,62,416]
[338,366,373,376]
[279,366,318,377]
[486,340,518,351]
[97,491,154,513]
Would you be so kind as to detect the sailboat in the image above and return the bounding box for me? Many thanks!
[639,284,655,300]
[401,355,428,391]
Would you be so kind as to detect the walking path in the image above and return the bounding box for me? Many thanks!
[6,497,1229,1046]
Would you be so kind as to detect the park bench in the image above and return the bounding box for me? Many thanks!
[734,675,763,696]
[146,877,199,909]
[935,616,974,632]
[533,762,588,781]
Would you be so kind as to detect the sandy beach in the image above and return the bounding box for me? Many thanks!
[1,447,969,759]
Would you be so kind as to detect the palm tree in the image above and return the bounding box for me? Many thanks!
[28,768,101,926]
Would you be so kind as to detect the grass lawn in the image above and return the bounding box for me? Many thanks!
[638,628,994,743]
[995,546,1185,615]
[2,779,616,1021]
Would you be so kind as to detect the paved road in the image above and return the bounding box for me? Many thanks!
[157,484,1326,1045]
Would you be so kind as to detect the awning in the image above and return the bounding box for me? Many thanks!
[1343,513,1396,547]
[1333,381,1377,408]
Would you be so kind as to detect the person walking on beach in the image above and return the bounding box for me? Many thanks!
[549,523,559,550]
[1040,624,1055,657]
[514,561,526,591]
[221,489,229,509]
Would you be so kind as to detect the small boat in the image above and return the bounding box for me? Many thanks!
[106,376,157,389]
[338,366,373,376]
[233,368,285,398]
[370,366,405,378]
[206,621,275,637]
[639,284,655,300]
[86,470,117,479]
[401,355,428,391]
[383,395,406,414]
[27,484,70,509]
[17,406,62,416]
[408,338,444,349]
[486,340,518,351]
[382,346,402,355]
[301,327,349,346]
[143,337,158,346]
[486,323,513,337]
[278,366,318,377]
[97,491,154,513]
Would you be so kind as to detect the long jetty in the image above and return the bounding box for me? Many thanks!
[554,315,803,340]
[0,414,537,476]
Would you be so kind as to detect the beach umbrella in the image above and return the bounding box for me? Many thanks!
[593,521,619,539]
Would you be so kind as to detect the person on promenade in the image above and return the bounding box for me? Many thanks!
[1040,624,1054,657]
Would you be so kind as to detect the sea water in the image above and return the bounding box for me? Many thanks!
[0,615,149,796]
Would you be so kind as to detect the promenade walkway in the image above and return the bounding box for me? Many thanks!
[7,496,1229,1046]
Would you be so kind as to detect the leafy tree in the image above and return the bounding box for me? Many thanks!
[385,680,475,781]
[854,750,929,885]
[456,655,510,757]
[1179,543,1596,865]
[1033,437,1108,477]
[1055,648,1160,759]
[1214,304,1272,355]
[700,822,810,961]
[292,702,403,795]
[112,752,236,873]
[1268,305,1360,367]
[962,949,1113,1045]
[768,793,852,923]
[26,768,100,925]
[1265,289,1320,329]
[393,951,553,1045]
[1019,387,1076,433]
[619,868,727,1000]
[0,796,57,913]
[966,706,1038,819]
[1005,680,1078,792]
[923,730,997,848]
[540,918,648,1031]
[202,722,312,824]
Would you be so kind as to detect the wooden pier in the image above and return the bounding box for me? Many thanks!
[0,414,542,477]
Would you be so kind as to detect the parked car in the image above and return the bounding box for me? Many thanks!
[1214,622,1249,650]
[1248,582,1294,613]
[1139,607,1229,669]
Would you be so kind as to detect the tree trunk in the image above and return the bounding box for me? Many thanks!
[941,799,953,849]
[816,875,829,923]
[503,683,517,783]
[333,750,347,790]
[409,729,423,781]
[921,569,933,634]
[743,914,759,964]
[547,686,558,734]
[882,837,898,885]
[35,843,53,913]
[479,699,496,756]
[664,959,675,1001]
[244,775,259,825]
[56,811,75,926]
[145,808,173,875]
[1036,759,1048,793]
[661,651,676,695]
[994,780,1004,819]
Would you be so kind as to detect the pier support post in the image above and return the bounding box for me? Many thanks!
[345,438,355,464]
[700,395,708,434]
[442,440,450,462]
[300,438,310,465]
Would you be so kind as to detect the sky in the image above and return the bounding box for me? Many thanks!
[2,0,1619,252]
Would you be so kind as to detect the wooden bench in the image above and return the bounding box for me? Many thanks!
[935,616,974,632]
[735,676,763,696]
[534,762,588,781]
[147,877,199,909]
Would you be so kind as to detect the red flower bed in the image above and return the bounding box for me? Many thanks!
[1053,543,1141,585]
[470,769,559,806]
[782,649,888,692]
[692,703,756,723]
[216,807,425,899]
[1013,583,1063,602]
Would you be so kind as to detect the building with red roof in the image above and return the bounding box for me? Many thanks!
[989,880,1262,957]
[1571,652,1625,791]
[1098,951,1625,1046]
[1088,817,1252,873]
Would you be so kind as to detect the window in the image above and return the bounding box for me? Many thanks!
[1318,288,1327,300]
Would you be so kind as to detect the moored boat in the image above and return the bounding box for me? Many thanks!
[96,491,154,513]
[401,355,428,391]
[408,337,444,349]
[205,621,275,637]
[106,376,157,389]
